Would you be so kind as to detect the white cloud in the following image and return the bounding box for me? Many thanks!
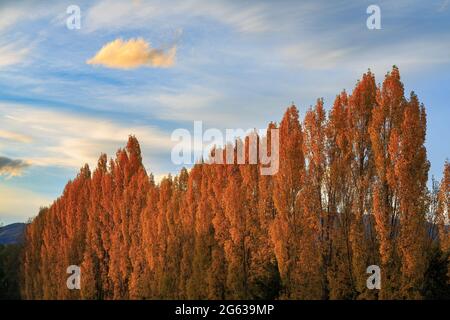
[188,1,272,33]
[110,85,238,126]
[282,35,450,75]
[84,0,165,33]
[0,103,173,170]
[282,43,355,70]
[0,1,66,68]
[84,0,281,34]
[0,1,62,32]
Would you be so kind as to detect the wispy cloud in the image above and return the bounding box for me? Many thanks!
[112,85,223,121]
[87,38,176,69]
[0,102,173,170]
[0,4,28,32]
[0,156,30,178]
[0,39,31,68]
[0,129,32,143]
[187,1,272,33]
[282,43,355,70]
[83,0,277,34]
[0,1,61,68]
[281,34,450,76]
[84,0,157,33]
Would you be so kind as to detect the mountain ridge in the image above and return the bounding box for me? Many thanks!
[0,223,26,245]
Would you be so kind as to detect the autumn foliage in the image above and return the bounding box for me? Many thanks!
[21,67,449,299]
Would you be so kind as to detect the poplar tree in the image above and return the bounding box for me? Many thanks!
[270,105,305,298]
[369,66,406,299]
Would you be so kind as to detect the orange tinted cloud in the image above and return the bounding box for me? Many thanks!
[87,38,176,69]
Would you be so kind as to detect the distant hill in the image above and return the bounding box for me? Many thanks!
[0,223,26,245]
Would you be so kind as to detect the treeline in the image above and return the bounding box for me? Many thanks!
[0,244,22,299]
[21,67,449,300]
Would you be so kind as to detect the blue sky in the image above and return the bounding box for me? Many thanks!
[0,0,449,224]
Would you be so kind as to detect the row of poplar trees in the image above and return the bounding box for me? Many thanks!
[21,67,449,299]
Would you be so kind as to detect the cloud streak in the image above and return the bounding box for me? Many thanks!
[0,129,32,143]
[0,156,29,177]
[83,0,276,34]
[0,40,31,68]
[282,35,450,76]
[0,102,173,170]
[87,38,176,69]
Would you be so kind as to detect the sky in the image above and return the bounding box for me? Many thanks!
[0,0,449,224]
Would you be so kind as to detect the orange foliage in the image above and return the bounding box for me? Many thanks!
[21,67,443,300]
